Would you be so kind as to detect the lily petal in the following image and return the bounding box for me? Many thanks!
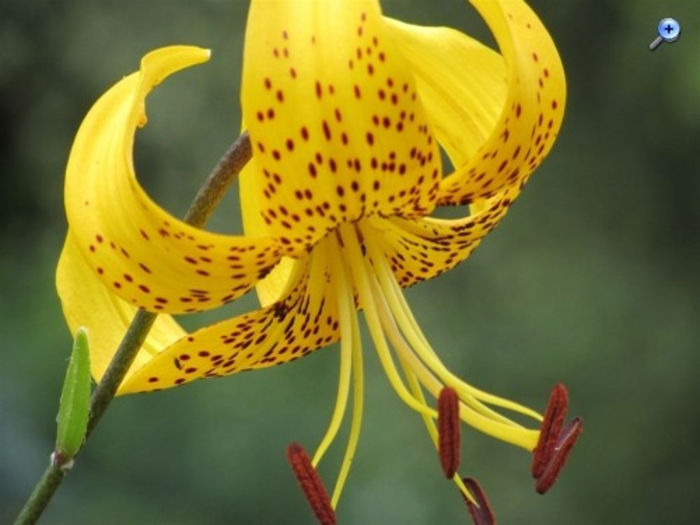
[64,46,281,315]
[240,154,296,307]
[388,0,565,204]
[56,234,186,383]
[368,186,516,288]
[241,0,441,254]
[383,17,506,170]
[119,239,340,395]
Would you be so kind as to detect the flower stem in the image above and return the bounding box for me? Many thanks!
[13,132,252,525]
[13,463,66,525]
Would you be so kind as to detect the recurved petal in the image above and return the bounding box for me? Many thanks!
[368,185,519,288]
[119,240,340,395]
[241,0,441,254]
[64,46,281,315]
[56,234,186,383]
[388,0,565,205]
[383,17,506,170]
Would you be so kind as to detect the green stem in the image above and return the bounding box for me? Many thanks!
[13,463,66,525]
[13,132,252,525]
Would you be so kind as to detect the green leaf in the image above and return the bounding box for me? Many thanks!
[55,327,91,459]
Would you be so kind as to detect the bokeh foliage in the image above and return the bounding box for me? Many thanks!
[1,1,699,523]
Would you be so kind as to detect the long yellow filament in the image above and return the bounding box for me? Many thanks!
[330,259,364,507]
[369,264,538,449]
[339,224,437,420]
[361,225,543,423]
[398,357,476,505]
[313,241,353,467]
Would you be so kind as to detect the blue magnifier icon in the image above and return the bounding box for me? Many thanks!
[649,18,681,50]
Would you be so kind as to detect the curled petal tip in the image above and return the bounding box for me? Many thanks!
[438,386,460,478]
[286,443,337,525]
[462,478,496,525]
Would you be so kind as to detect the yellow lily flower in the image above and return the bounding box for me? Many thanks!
[56,0,581,521]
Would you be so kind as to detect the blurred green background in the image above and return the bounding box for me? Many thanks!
[2,1,699,523]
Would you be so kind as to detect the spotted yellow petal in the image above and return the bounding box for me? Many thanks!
[240,154,296,307]
[56,234,186,383]
[383,17,506,170]
[391,0,565,205]
[241,0,441,255]
[119,239,340,395]
[368,186,518,288]
[64,46,281,315]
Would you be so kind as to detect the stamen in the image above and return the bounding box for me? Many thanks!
[330,311,364,507]
[398,350,477,504]
[535,417,583,494]
[286,443,337,525]
[312,246,354,467]
[462,478,496,525]
[339,225,436,420]
[438,387,460,478]
[531,383,568,479]
[361,224,540,451]
[363,224,543,426]
[327,246,365,508]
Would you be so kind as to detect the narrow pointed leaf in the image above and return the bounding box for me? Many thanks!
[56,327,91,459]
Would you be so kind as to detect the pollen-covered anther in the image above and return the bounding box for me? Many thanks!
[531,383,583,494]
[461,477,496,525]
[437,386,460,478]
[531,383,568,479]
[535,417,583,495]
[286,443,337,525]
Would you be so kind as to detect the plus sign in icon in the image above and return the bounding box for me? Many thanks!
[649,17,681,51]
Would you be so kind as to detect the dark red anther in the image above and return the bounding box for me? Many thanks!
[286,443,337,525]
[531,383,568,479]
[437,386,460,478]
[535,417,583,494]
[462,477,496,525]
